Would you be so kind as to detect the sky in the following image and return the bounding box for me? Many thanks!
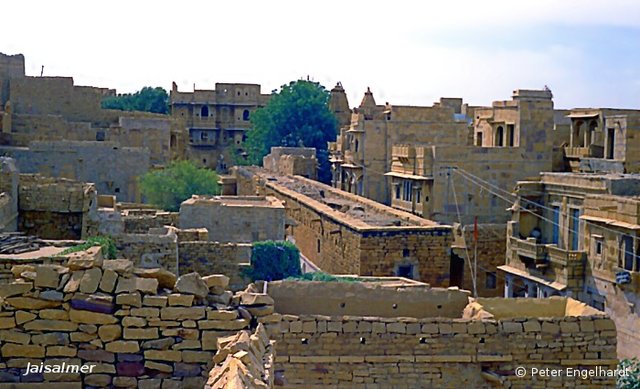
[2,0,639,109]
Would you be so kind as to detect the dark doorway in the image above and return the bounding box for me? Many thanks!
[606,128,615,159]
[449,253,464,287]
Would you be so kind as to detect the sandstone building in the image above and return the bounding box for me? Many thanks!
[169,82,270,171]
[234,166,454,287]
[503,172,640,358]
[179,195,285,244]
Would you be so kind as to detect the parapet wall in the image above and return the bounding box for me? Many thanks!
[271,313,617,388]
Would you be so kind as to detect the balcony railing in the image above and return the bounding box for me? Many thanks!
[564,144,604,159]
[547,245,586,267]
[510,237,547,261]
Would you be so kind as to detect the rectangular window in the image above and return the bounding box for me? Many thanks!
[551,206,560,245]
[395,184,401,199]
[621,235,634,271]
[593,237,603,256]
[485,272,497,289]
[569,208,580,250]
[317,239,321,253]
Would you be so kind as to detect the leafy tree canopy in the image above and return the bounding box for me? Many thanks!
[139,160,220,211]
[244,80,337,183]
[102,86,169,114]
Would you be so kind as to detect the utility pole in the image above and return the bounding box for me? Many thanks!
[473,215,478,297]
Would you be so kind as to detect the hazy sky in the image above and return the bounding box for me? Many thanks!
[3,0,639,109]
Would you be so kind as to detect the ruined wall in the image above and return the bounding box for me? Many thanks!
[0,141,150,202]
[17,174,97,239]
[0,249,268,388]
[122,211,178,233]
[271,313,617,388]
[178,242,251,291]
[263,147,317,180]
[0,53,25,105]
[115,228,178,274]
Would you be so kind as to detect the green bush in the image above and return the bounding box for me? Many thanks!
[139,160,220,211]
[59,236,117,259]
[244,241,301,281]
[288,272,360,283]
[618,358,640,388]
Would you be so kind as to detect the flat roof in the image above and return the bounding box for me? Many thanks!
[181,195,284,209]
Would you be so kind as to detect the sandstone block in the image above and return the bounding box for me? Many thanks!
[69,308,118,324]
[0,330,30,344]
[98,324,122,341]
[99,269,118,293]
[131,308,160,318]
[47,345,77,357]
[77,349,115,363]
[182,350,212,363]
[0,316,16,330]
[240,292,274,306]
[35,265,60,289]
[11,264,35,278]
[175,272,208,297]
[106,340,140,353]
[122,317,147,327]
[32,332,69,345]
[135,268,177,289]
[207,310,238,320]
[502,322,523,333]
[1,343,44,357]
[124,327,159,339]
[161,307,205,320]
[117,292,142,307]
[202,274,229,289]
[79,267,102,294]
[144,349,182,362]
[145,360,173,373]
[40,309,69,320]
[5,297,61,309]
[63,271,84,293]
[167,294,194,307]
[141,337,175,350]
[85,374,111,387]
[66,246,103,270]
[103,259,134,275]
[594,319,616,331]
[143,296,168,307]
[24,320,78,332]
[15,311,36,325]
[0,282,32,298]
[79,324,98,334]
[40,290,64,301]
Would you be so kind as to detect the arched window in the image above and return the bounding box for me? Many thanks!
[242,109,250,121]
[170,134,176,148]
[201,105,209,118]
[495,126,504,146]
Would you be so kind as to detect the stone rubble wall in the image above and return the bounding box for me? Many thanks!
[0,246,275,388]
[205,323,275,389]
[122,211,178,234]
[269,314,618,388]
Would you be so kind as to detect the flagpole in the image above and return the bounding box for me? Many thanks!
[473,216,478,298]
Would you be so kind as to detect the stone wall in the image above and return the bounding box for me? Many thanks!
[0,247,273,388]
[115,227,178,274]
[17,174,97,240]
[271,313,617,388]
[122,210,178,234]
[0,141,150,203]
[179,196,285,244]
[263,147,317,180]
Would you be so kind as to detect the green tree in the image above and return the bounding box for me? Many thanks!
[139,160,220,211]
[245,80,338,183]
[618,358,640,388]
[244,241,301,281]
[102,86,169,114]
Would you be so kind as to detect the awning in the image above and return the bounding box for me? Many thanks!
[566,113,599,119]
[498,265,567,291]
[580,215,640,230]
[384,172,433,181]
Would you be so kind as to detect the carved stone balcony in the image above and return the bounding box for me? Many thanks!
[547,245,586,267]
[510,237,547,261]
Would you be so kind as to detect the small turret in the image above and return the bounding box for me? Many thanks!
[329,82,351,129]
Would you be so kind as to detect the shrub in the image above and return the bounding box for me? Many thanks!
[244,240,301,281]
[59,236,117,259]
